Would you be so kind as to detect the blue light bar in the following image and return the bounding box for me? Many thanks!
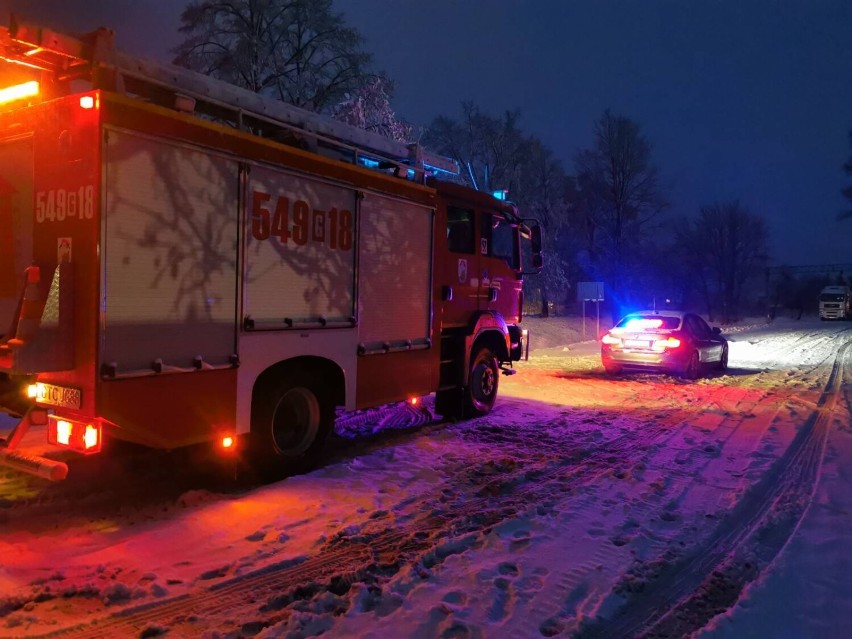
[358,157,381,169]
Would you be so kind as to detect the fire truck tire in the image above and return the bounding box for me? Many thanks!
[250,372,333,477]
[463,346,499,417]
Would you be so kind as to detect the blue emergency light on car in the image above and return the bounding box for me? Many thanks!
[624,318,663,331]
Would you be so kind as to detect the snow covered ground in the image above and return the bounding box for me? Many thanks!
[1,316,851,638]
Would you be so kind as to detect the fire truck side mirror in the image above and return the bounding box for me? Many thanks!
[521,220,543,275]
[531,253,543,272]
[530,224,542,254]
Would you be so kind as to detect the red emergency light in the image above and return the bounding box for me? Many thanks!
[0,80,39,105]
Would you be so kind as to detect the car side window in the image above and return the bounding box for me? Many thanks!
[687,315,709,336]
[695,316,712,335]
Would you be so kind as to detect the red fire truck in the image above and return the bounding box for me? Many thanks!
[0,19,542,481]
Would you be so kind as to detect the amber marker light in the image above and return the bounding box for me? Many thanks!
[83,425,100,450]
[408,397,419,406]
[0,80,39,105]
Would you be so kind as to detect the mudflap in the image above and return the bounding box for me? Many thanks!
[0,408,68,481]
[435,387,464,421]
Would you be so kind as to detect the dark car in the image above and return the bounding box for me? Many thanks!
[600,310,728,379]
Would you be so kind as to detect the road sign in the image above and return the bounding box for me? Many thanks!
[577,281,604,301]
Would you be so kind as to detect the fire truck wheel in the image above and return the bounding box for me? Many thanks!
[464,346,499,417]
[251,372,333,477]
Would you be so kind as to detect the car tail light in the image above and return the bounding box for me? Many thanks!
[601,333,621,346]
[652,337,681,350]
[47,415,102,454]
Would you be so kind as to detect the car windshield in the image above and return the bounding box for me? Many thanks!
[615,315,682,331]
[820,294,846,302]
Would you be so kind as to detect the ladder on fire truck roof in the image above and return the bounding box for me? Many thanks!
[0,16,459,181]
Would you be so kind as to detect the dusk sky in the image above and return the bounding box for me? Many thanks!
[1,0,850,266]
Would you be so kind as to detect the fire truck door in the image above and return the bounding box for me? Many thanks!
[441,205,480,328]
[478,210,521,319]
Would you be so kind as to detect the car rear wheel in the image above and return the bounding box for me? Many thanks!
[717,345,729,371]
[603,363,622,376]
[681,350,701,380]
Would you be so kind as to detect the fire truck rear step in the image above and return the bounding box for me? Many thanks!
[438,333,464,389]
[0,448,68,481]
[0,409,68,481]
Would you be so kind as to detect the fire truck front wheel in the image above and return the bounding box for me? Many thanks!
[250,372,333,477]
[464,346,499,417]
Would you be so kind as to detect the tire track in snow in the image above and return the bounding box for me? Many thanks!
[513,403,780,638]
[22,402,697,637]
[576,335,851,639]
[13,330,839,638]
[729,325,848,375]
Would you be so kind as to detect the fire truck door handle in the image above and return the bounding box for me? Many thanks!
[488,287,498,302]
[442,285,453,301]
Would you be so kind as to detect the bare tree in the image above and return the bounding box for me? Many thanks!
[424,103,530,194]
[573,110,666,312]
[843,130,852,218]
[677,201,769,322]
[672,217,715,318]
[173,0,371,113]
[515,139,576,317]
[330,75,413,142]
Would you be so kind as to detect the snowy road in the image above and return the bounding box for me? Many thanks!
[1,318,851,638]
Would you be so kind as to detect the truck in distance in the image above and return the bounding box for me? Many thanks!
[818,285,851,320]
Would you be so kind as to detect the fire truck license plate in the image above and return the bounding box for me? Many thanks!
[35,383,82,410]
